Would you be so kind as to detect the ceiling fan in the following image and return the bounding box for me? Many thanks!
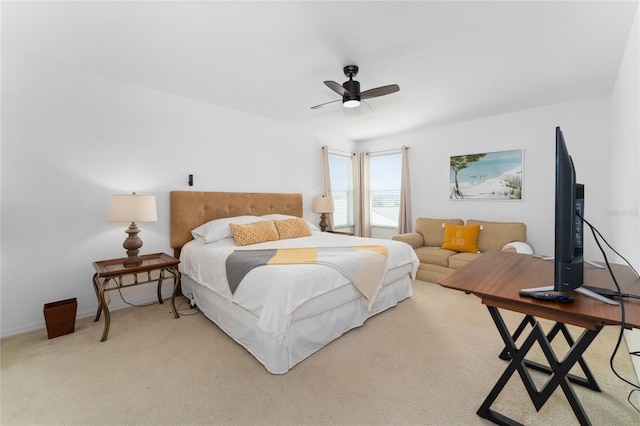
[311,65,400,110]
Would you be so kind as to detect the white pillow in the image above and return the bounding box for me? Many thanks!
[260,214,320,232]
[260,214,298,220]
[191,216,265,243]
[501,241,534,255]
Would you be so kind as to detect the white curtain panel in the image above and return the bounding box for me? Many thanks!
[322,146,334,231]
[399,146,413,233]
[353,152,371,237]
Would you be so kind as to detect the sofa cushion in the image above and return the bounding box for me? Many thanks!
[466,220,526,252]
[415,218,464,247]
[448,252,482,270]
[441,223,481,253]
[414,246,458,268]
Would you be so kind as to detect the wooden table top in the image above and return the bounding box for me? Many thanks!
[438,251,640,330]
[93,253,179,277]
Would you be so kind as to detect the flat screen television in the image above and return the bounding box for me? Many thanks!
[554,126,584,292]
[522,127,617,304]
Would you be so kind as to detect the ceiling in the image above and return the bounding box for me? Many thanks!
[3,1,638,141]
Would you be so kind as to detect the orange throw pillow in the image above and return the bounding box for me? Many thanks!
[273,218,312,240]
[441,224,481,253]
[229,220,279,246]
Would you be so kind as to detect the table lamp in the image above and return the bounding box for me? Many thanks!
[312,196,334,232]
[109,193,158,267]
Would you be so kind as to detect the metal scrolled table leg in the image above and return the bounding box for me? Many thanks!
[156,269,164,304]
[169,267,181,319]
[92,273,103,322]
[97,278,112,342]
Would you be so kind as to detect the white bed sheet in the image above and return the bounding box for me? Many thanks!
[179,232,419,373]
[180,232,419,340]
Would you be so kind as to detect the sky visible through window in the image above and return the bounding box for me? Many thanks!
[370,153,401,189]
[370,153,401,227]
[328,153,354,227]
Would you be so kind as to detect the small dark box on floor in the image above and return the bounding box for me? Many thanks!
[43,298,77,339]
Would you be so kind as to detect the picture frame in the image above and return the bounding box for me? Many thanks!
[449,149,523,200]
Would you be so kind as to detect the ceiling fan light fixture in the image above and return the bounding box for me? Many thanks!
[343,99,361,108]
[310,65,399,110]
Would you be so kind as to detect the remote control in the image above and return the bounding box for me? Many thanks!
[518,291,574,303]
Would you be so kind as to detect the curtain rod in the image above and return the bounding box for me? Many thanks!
[368,146,410,156]
[323,146,409,156]
[323,146,352,156]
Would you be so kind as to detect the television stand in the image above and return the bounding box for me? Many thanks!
[439,251,640,425]
[520,285,619,305]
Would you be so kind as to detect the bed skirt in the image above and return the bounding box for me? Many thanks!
[181,266,413,374]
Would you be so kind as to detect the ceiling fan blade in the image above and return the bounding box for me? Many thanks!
[310,99,342,110]
[324,81,351,97]
[359,84,400,99]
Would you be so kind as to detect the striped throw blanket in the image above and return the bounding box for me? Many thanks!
[226,245,388,304]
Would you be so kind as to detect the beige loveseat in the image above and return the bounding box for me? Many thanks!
[393,218,532,282]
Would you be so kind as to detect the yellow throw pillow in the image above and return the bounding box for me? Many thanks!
[273,218,312,240]
[441,223,481,253]
[229,220,279,246]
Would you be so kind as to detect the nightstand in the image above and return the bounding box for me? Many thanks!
[92,253,181,342]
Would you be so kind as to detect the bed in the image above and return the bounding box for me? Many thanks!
[170,191,419,374]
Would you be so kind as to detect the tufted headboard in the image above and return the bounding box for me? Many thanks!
[170,191,303,257]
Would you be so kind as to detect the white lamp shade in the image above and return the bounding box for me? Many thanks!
[312,196,335,214]
[109,194,158,223]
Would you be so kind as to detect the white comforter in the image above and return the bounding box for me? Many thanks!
[179,232,419,340]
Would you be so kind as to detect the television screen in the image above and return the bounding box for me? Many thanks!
[554,126,584,292]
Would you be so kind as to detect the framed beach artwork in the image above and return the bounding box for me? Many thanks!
[449,149,523,200]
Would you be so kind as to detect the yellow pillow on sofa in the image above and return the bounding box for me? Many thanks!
[441,223,481,253]
[229,220,279,246]
[274,218,312,240]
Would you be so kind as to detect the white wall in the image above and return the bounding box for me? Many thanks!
[0,52,352,337]
[360,95,613,260]
[611,6,640,383]
[611,8,640,270]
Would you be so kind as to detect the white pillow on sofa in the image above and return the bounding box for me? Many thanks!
[191,216,265,243]
[501,241,534,254]
[260,214,320,232]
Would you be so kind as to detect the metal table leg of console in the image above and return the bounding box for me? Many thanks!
[478,306,602,426]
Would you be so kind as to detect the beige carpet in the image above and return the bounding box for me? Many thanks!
[2,280,639,425]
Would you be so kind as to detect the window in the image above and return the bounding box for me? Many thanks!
[369,152,402,228]
[328,152,354,228]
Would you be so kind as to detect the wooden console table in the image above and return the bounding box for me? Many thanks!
[438,250,640,425]
[92,253,181,342]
